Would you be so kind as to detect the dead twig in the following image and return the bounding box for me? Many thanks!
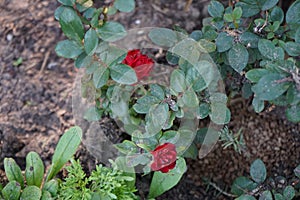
[184,0,193,11]
[38,50,50,76]
[204,179,237,198]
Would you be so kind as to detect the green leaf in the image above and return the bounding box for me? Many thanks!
[83,106,103,122]
[258,39,284,60]
[166,51,180,65]
[53,6,68,20]
[294,164,300,178]
[196,103,210,119]
[240,32,261,48]
[228,43,249,73]
[20,186,42,200]
[93,65,109,88]
[284,42,300,56]
[150,84,165,100]
[247,48,259,64]
[236,2,260,17]
[170,69,186,93]
[272,94,289,106]
[126,154,151,167]
[149,28,178,47]
[287,85,300,105]
[295,27,300,43]
[198,39,216,52]
[76,2,92,12]
[110,64,137,85]
[235,195,256,200]
[2,181,21,200]
[193,60,215,87]
[190,30,203,41]
[246,69,269,83]
[231,176,257,196]
[114,157,136,189]
[182,89,199,107]
[74,52,93,68]
[46,126,82,181]
[283,186,295,200]
[209,102,231,125]
[114,140,137,154]
[208,0,224,18]
[171,38,201,65]
[159,131,180,144]
[203,27,217,39]
[96,22,126,42]
[286,104,300,123]
[55,40,83,59]
[146,103,169,135]
[163,112,176,130]
[185,67,207,92]
[148,157,187,198]
[242,82,253,99]
[223,13,234,22]
[43,180,58,197]
[252,96,265,113]
[4,158,24,188]
[261,0,279,11]
[175,129,196,155]
[25,152,44,187]
[250,159,267,183]
[209,92,228,104]
[259,190,272,200]
[232,7,243,19]
[133,95,160,114]
[286,0,300,25]
[58,0,75,6]
[86,61,99,74]
[182,143,198,159]
[274,193,284,200]
[99,45,126,66]
[41,191,52,200]
[114,0,135,12]
[270,6,284,23]
[109,86,130,118]
[84,29,99,55]
[252,73,291,101]
[59,7,84,42]
[216,32,234,52]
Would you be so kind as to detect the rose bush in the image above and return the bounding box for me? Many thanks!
[55,0,300,199]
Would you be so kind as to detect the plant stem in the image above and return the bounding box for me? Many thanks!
[206,180,237,198]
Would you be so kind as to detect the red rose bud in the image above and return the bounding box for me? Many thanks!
[122,49,154,81]
[150,143,177,173]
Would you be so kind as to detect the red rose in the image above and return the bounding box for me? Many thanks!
[122,49,154,81]
[150,143,177,173]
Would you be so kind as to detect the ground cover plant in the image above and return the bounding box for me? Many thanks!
[53,0,300,199]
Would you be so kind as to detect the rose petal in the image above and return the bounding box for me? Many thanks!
[133,63,153,80]
[159,161,176,173]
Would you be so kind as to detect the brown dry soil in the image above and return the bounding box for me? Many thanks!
[0,0,299,199]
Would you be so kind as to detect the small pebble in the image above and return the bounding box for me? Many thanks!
[135,19,141,25]
[6,34,13,41]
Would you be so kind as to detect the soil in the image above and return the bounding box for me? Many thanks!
[0,0,299,200]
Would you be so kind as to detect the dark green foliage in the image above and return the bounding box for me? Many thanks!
[0,127,82,200]
[231,159,298,199]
